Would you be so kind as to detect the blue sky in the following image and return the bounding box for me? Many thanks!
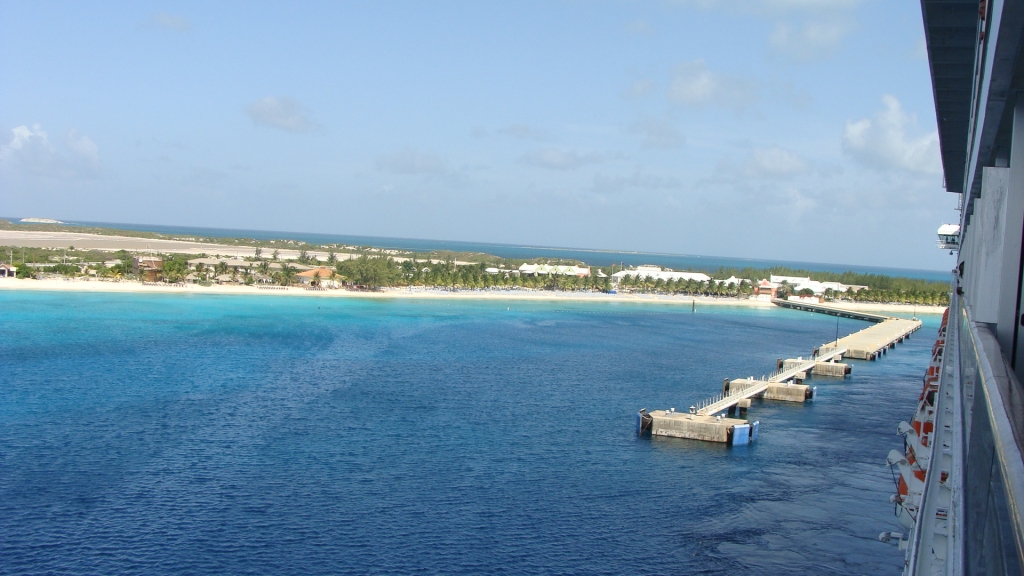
[0,1,958,270]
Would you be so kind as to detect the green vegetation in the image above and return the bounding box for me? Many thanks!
[332,256,612,291]
[704,265,950,306]
[613,274,748,297]
[0,221,951,306]
[707,265,948,292]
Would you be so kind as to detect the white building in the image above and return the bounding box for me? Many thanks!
[518,264,591,277]
[770,275,811,286]
[611,265,710,284]
[769,274,852,296]
[721,276,750,287]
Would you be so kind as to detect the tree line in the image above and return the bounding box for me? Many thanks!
[6,245,952,305]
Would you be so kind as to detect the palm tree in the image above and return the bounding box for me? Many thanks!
[280,263,296,286]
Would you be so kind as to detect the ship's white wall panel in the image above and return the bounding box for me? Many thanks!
[960,210,984,315]
[997,103,1024,363]
[970,167,1009,324]
[960,219,976,310]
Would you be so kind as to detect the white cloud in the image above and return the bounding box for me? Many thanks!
[627,20,653,35]
[669,0,857,15]
[743,147,807,178]
[628,116,684,149]
[376,147,449,175]
[0,124,99,179]
[520,148,605,170]
[246,96,312,132]
[668,60,756,109]
[152,13,191,31]
[593,171,682,194]
[769,19,850,60]
[624,78,655,99]
[761,0,857,11]
[842,95,941,175]
[671,0,857,59]
[497,124,548,141]
[65,130,98,162]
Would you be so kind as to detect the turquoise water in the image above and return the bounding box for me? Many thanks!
[0,291,938,574]
[8,218,948,281]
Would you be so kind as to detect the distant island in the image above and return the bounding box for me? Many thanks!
[19,217,63,224]
[0,219,950,309]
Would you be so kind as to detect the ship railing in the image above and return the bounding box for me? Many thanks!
[906,278,1024,574]
[952,300,1024,573]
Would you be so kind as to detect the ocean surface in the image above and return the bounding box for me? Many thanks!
[0,291,937,575]
[6,218,949,281]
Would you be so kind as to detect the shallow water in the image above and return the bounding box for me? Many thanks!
[0,292,936,574]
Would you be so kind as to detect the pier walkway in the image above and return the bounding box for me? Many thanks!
[772,298,890,323]
[815,317,921,360]
[694,347,846,416]
[639,315,922,445]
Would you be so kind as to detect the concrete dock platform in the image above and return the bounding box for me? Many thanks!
[771,298,891,322]
[642,409,758,445]
[638,307,920,446]
[782,358,851,377]
[727,378,814,402]
[815,318,921,360]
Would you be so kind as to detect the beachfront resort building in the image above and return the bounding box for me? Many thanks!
[610,265,710,285]
[768,275,863,296]
[752,279,777,301]
[136,256,163,282]
[0,264,17,278]
[517,264,591,277]
[296,267,341,287]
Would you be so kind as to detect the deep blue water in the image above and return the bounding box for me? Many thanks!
[4,217,948,281]
[0,292,938,575]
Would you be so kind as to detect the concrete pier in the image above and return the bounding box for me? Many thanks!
[642,409,758,445]
[814,318,921,360]
[782,358,851,377]
[765,382,813,401]
[726,378,814,402]
[771,299,891,323]
[638,310,921,445]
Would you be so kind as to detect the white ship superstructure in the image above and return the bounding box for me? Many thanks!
[893,2,1024,573]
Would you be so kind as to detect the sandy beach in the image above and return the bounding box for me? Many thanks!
[0,229,948,315]
[0,277,947,315]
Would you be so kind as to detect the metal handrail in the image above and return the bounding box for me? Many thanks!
[907,285,962,575]
[962,305,1024,570]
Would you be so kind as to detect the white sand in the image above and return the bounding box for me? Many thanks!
[0,277,947,315]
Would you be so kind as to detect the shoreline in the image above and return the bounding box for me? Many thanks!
[0,229,472,265]
[0,278,948,314]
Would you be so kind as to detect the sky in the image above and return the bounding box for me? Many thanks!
[0,0,959,270]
